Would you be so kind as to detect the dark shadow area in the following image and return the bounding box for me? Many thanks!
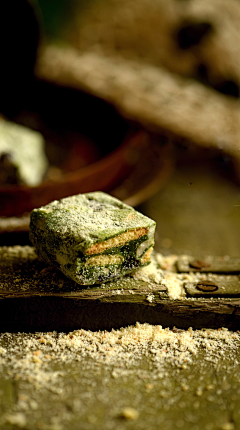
[0,232,31,247]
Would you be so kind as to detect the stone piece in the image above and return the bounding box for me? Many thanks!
[0,118,48,186]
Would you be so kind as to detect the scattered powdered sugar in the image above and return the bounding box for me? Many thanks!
[133,254,163,285]
[131,252,205,299]
[160,272,205,299]
[1,322,240,429]
[155,253,179,271]
[146,294,155,302]
[4,412,27,428]
[161,273,185,299]
[0,323,239,394]
[1,246,240,429]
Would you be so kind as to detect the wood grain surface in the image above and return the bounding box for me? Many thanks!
[1,246,240,331]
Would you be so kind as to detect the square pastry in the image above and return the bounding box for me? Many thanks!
[29,192,156,285]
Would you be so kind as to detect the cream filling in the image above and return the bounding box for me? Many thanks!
[148,225,155,239]
[86,227,148,255]
[85,254,123,266]
[136,239,153,258]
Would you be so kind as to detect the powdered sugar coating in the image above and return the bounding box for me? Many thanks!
[29,192,156,285]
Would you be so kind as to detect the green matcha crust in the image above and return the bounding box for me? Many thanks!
[29,192,156,285]
[0,117,48,186]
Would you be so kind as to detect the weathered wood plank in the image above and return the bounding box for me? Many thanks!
[1,246,240,331]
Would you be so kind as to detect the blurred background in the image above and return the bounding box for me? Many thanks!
[1,0,240,257]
